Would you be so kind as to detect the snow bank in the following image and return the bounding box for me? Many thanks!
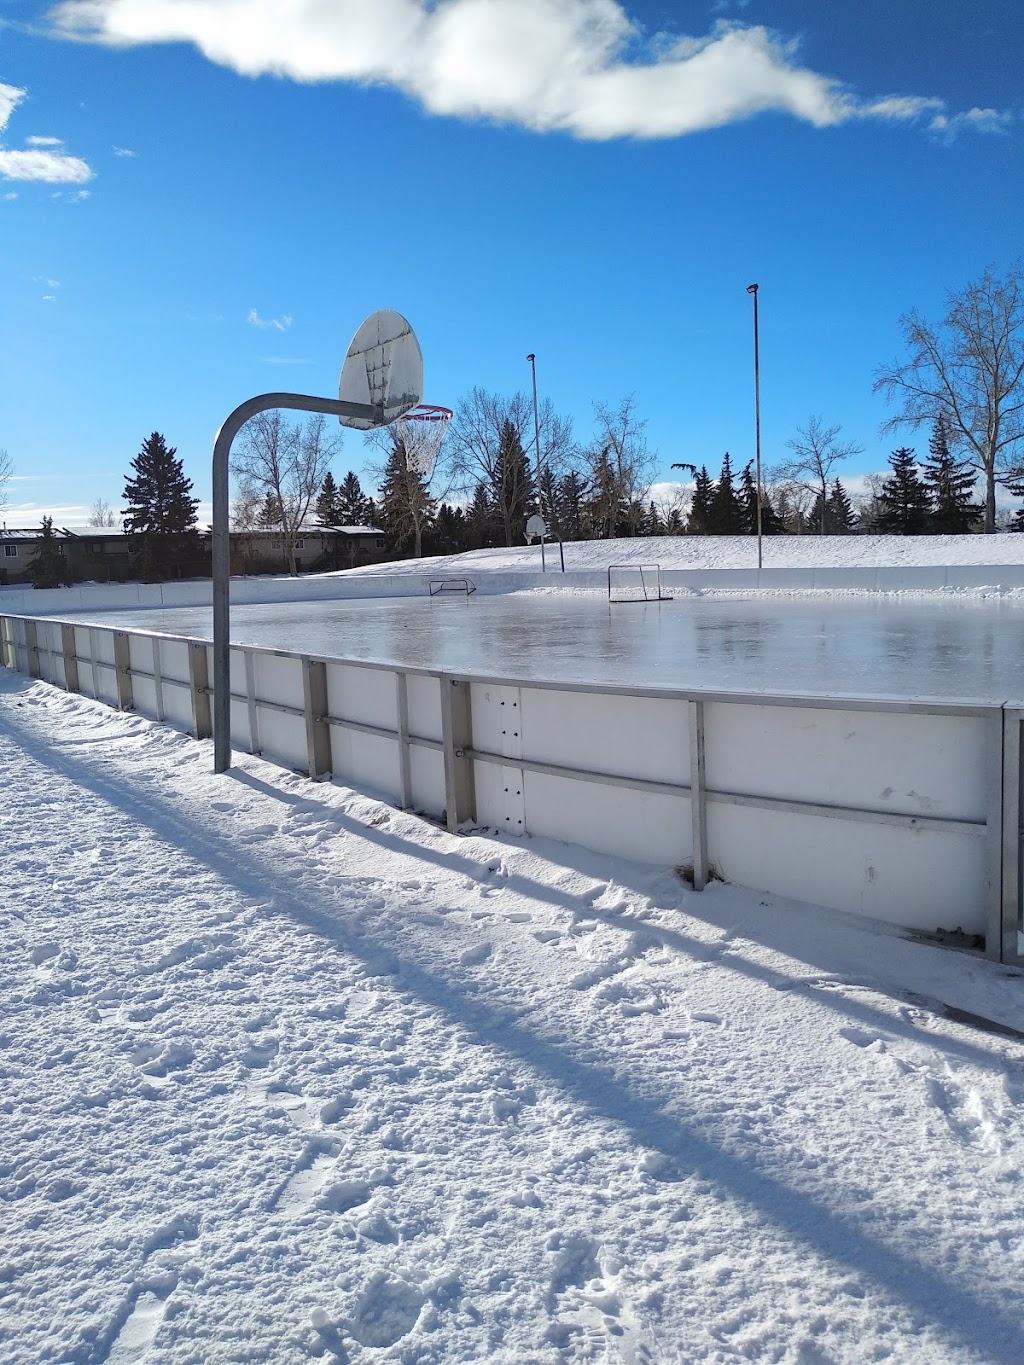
[3,669,1024,1363]
[4,533,1024,616]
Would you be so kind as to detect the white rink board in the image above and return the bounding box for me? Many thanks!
[518,770,692,867]
[707,801,989,935]
[704,702,991,825]
[0,608,1010,954]
[517,688,690,786]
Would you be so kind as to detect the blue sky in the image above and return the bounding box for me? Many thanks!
[1,0,1022,525]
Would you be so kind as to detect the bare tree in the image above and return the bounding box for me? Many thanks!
[852,472,889,533]
[0,448,12,519]
[446,388,575,547]
[874,262,1024,533]
[232,411,340,575]
[585,397,658,537]
[88,497,118,527]
[773,415,864,535]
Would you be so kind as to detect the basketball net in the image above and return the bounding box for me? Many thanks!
[394,404,452,479]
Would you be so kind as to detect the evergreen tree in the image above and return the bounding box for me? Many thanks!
[465,482,497,549]
[1004,470,1024,531]
[739,462,759,535]
[774,486,806,535]
[558,470,587,542]
[337,471,372,525]
[430,503,467,555]
[827,478,855,533]
[585,446,621,538]
[665,506,685,535]
[687,466,714,534]
[922,417,982,533]
[378,434,435,558]
[122,432,199,581]
[314,472,341,526]
[643,501,665,536]
[874,448,931,534]
[537,466,561,536]
[27,516,64,588]
[740,463,785,535]
[707,452,744,534]
[256,492,283,528]
[491,419,536,546]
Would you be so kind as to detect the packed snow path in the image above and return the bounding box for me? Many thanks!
[2,669,1024,1364]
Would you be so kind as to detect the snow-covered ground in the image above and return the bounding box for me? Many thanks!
[341,533,1024,578]
[3,667,1024,1364]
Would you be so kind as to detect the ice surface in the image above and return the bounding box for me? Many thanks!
[75,592,1024,702]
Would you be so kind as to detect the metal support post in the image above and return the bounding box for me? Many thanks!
[151,638,165,722]
[61,625,79,694]
[441,675,476,833]
[244,651,260,754]
[688,700,709,890]
[189,642,212,740]
[396,673,413,809]
[113,632,133,711]
[24,620,40,679]
[302,658,332,781]
[1000,709,1023,964]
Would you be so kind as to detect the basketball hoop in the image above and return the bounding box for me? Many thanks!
[395,403,453,478]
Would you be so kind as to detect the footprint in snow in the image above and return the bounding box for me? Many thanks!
[460,942,492,967]
[30,942,60,968]
[839,1027,886,1050]
[104,1216,198,1364]
[272,1139,380,1218]
[347,1273,426,1350]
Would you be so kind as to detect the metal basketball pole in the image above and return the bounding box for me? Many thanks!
[746,284,763,571]
[211,391,377,774]
[526,352,546,572]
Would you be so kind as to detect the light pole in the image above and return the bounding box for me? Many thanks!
[746,283,763,571]
[526,352,545,571]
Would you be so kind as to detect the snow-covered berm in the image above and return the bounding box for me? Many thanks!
[341,534,1024,578]
[3,668,1024,1364]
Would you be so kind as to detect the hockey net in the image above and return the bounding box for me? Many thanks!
[607,563,672,603]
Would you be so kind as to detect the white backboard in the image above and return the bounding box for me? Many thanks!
[338,310,422,430]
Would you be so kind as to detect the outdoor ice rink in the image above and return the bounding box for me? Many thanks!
[75,592,1024,702]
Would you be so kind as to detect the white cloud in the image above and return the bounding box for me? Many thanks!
[930,106,1011,138]
[0,81,95,182]
[47,1,970,141]
[0,83,24,133]
[247,308,293,331]
[113,144,138,156]
[0,149,93,182]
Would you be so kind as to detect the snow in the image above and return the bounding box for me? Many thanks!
[338,533,1024,578]
[4,667,1024,1364]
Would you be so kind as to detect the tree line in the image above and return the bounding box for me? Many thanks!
[10,259,1024,584]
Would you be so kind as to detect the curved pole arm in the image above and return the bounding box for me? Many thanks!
[212,392,378,773]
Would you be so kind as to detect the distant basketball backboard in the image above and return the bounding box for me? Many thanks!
[338,309,422,430]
